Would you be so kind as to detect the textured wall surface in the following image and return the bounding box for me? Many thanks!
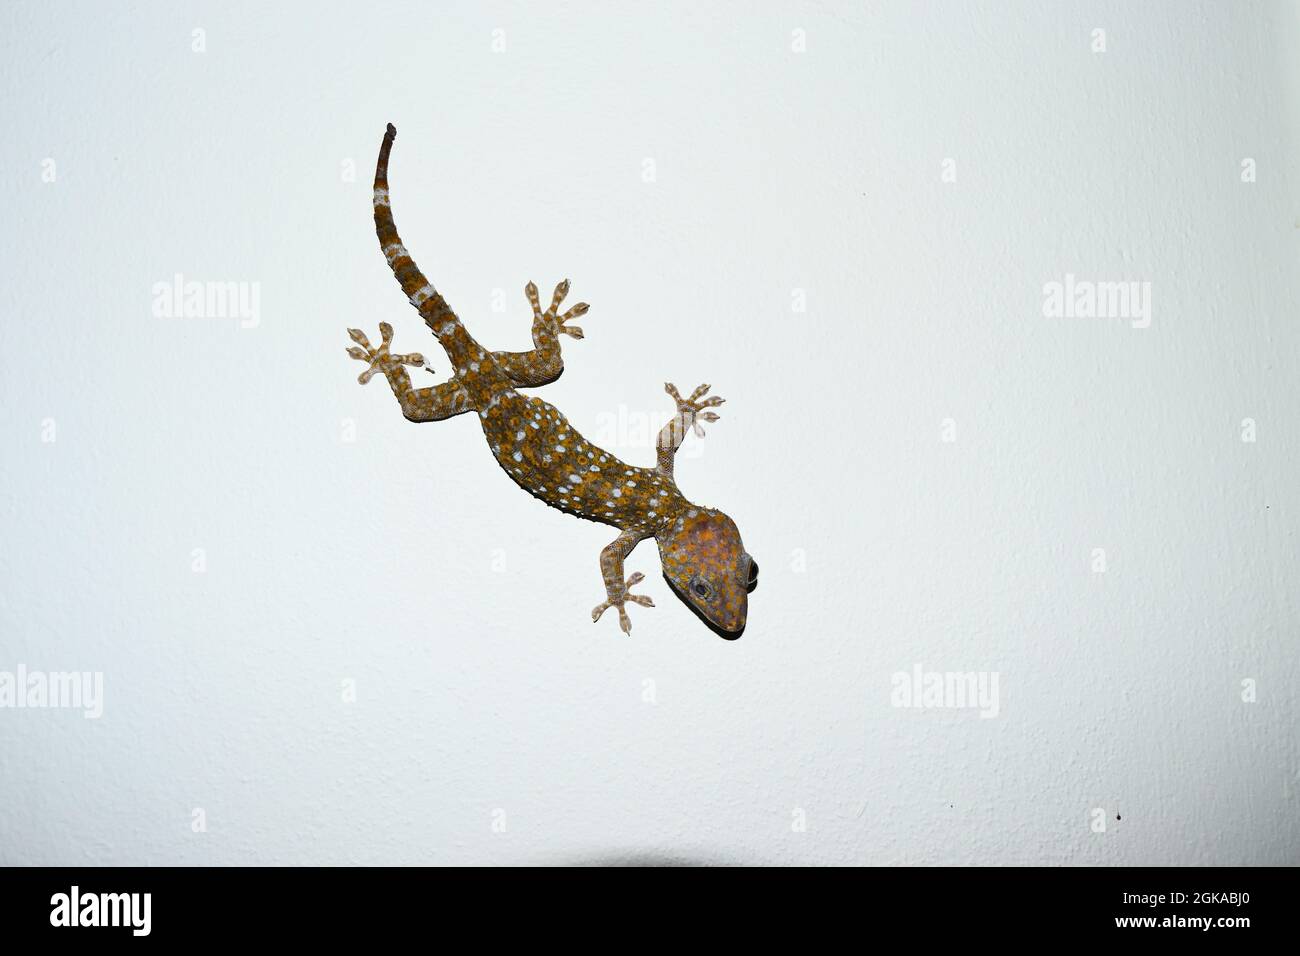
[1,1,1297,865]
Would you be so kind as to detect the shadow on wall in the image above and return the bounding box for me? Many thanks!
[530,851,744,867]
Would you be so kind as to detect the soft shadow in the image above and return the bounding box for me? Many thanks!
[527,851,744,867]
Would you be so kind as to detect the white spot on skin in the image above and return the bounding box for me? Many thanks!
[612,488,622,497]
[516,431,524,440]
[373,187,390,206]
[556,445,566,453]
[568,475,581,484]
[513,451,522,462]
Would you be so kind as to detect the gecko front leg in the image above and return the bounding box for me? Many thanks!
[656,382,724,478]
[591,530,655,634]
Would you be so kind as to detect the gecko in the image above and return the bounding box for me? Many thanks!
[346,124,758,638]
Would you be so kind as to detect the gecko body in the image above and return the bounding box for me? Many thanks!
[347,125,757,637]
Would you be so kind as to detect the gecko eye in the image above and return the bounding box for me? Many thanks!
[748,559,759,586]
[691,579,712,599]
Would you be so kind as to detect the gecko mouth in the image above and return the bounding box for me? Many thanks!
[663,574,745,640]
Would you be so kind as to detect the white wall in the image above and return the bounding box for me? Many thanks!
[1,0,1297,865]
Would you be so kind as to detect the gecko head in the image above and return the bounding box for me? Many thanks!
[656,508,756,639]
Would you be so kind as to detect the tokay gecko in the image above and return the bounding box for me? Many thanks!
[347,125,758,637]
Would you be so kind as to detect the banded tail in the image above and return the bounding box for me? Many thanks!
[373,123,456,330]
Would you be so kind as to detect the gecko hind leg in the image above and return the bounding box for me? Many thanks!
[494,280,589,388]
[347,323,471,421]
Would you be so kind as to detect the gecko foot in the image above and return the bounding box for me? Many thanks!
[665,382,724,437]
[591,571,655,635]
[346,323,426,384]
[526,279,589,340]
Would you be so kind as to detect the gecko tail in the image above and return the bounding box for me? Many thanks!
[373,123,456,329]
